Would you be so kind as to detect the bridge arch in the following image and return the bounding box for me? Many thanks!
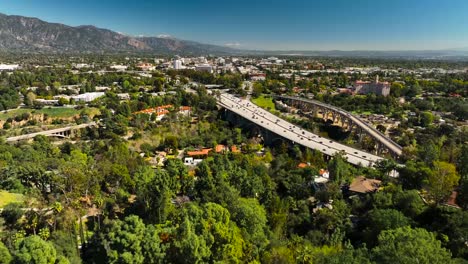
[276,96,403,158]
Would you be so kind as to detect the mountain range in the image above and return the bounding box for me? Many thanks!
[1,12,468,58]
[0,13,238,55]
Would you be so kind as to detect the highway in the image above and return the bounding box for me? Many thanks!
[278,96,403,156]
[6,122,96,142]
[218,94,384,167]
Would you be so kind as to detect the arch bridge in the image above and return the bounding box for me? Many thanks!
[6,122,96,143]
[276,96,403,158]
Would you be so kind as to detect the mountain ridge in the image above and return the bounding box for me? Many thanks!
[0,12,238,55]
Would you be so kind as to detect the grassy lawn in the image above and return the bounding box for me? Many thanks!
[0,107,100,121]
[0,190,25,208]
[38,107,81,118]
[351,110,373,115]
[252,95,276,110]
[0,109,32,121]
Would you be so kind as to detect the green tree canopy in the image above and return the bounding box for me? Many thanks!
[371,226,452,264]
[14,235,58,264]
[0,241,12,264]
[103,215,146,264]
[428,161,460,204]
[364,209,411,245]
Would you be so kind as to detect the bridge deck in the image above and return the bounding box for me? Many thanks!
[6,122,96,142]
[218,94,384,167]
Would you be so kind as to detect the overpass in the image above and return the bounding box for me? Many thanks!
[276,96,403,157]
[6,122,96,143]
[217,93,384,167]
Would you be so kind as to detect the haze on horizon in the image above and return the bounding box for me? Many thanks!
[1,0,468,51]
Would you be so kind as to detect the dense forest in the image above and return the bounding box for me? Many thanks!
[0,55,466,263]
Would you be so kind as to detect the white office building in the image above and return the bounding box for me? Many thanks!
[0,64,20,71]
[72,92,105,102]
[110,65,128,71]
[173,60,183,70]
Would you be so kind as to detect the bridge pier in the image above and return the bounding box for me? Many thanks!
[357,127,364,143]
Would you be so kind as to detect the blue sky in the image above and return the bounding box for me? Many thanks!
[1,0,467,50]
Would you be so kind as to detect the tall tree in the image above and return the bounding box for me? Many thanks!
[427,161,460,204]
[328,153,352,184]
[0,241,12,264]
[230,198,269,258]
[364,209,411,246]
[14,235,58,264]
[103,215,146,264]
[371,226,452,264]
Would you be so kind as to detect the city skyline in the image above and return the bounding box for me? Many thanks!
[1,0,468,51]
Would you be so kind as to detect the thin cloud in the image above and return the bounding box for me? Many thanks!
[157,34,173,38]
[224,42,241,47]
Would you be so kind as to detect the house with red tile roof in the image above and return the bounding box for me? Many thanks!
[186,148,212,157]
[230,145,241,153]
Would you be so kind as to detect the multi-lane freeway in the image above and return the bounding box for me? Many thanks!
[218,93,384,167]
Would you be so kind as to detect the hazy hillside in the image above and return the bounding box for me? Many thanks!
[0,13,237,55]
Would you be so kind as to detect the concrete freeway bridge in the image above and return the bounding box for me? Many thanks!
[217,93,384,167]
[6,122,96,143]
[276,96,403,157]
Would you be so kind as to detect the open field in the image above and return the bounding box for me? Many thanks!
[0,107,100,121]
[252,95,276,110]
[0,190,25,208]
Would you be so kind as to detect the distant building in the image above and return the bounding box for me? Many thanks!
[134,105,191,121]
[250,73,266,81]
[134,105,172,121]
[195,57,208,64]
[196,64,213,73]
[137,63,155,71]
[184,157,203,166]
[117,93,130,100]
[72,92,105,102]
[173,59,183,70]
[216,57,226,65]
[178,106,192,116]
[186,148,212,157]
[0,64,20,71]
[354,76,390,96]
[34,99,58,105]
[231,145,241,153]
[73,63,91,69]
[110,65,128,71]
[95,86,111,91]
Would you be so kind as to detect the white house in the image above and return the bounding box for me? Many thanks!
[184,157,203,166]
[72,92,105,102]
[0,64,20,71]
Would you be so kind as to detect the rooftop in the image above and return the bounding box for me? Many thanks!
[349,176,381,194]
